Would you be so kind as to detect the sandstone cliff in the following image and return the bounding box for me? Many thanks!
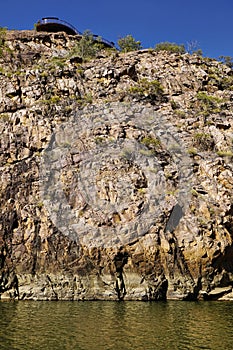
[0,30,232,301]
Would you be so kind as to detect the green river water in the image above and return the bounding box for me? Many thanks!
[1,300,233,350]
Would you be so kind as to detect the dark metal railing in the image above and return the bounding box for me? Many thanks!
[36,17,115,48]
[38,17,81,35]
[93,34,115,48]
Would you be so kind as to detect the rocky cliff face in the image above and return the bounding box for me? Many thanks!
[0,30,233,301]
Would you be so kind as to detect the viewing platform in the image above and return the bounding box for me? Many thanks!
[35,17,115,48]
[36,17,81,36]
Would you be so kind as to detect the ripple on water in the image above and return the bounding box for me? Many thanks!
[1,301,233,350]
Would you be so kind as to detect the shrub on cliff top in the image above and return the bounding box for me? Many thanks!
[0,27,7,40]
[186,40,203,56]
[219,56,233,69]
[0,27,7,56]
[118,35,142,52]
[155,41,185,54]
[69,30,104,61]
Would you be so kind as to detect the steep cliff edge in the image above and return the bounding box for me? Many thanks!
[0,30,232,300]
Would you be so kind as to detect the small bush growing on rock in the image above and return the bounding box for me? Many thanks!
[193,132,215,151]
[216,150,233,158]
[194,49,203,56]
[196,92,223,105]
[0,27,7,42]
[154,41,185,54]
[0,113,10,122]
[219,56,233,69]
[40,95,61,105]
[189,92,226,125]
[170,99,179,110]
[69,30,104,61]
[218,76,233,90]
[140,136,161,148]
[129,79,164,98]
[37,202,44,209]
[0,27,7,56]
[187,147,198,156]
[50,57,66,68]
[76,93,93,105]
[118,35,142,52]
[174,109,186,118]
[187,40,203,56]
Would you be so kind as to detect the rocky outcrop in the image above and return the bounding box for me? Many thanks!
[0,30,232,300]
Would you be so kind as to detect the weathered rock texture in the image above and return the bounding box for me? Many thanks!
[0,30,233,301]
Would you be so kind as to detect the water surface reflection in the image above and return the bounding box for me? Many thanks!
[1,301,233,350]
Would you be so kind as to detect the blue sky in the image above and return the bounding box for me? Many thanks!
[1,0,233,59]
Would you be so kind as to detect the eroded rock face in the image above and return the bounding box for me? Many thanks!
[0,30,233,300]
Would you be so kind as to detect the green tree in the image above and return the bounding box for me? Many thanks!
[219,56,233,69]
[70,30,104,60]
[0,27,7,57]
[118,35,142,52]
[155,41,185,54]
